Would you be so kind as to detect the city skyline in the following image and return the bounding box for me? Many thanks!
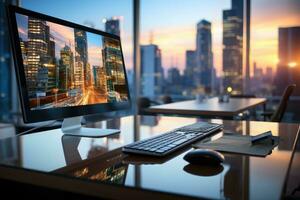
[16,13,129,110]
[21,0,300,76]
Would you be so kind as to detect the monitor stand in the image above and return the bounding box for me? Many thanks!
[61,116,120,138]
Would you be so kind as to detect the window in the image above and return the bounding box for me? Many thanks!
[250,0,300,96]
[140,0,240,101]
[0,0,18,121]
[140,0,300,104]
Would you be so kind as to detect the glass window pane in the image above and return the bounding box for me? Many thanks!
[250,0,300,121]
[0,0,17,121]
[141,0,246,101]
[251,0,300,96]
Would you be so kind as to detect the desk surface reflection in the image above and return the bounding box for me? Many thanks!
[0,115,298,200]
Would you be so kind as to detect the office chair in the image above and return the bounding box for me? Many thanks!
[262,84,296,122]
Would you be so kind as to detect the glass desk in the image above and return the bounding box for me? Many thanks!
[0,115,299,200]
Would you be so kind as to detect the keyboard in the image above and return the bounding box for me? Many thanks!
[122,122,223,156]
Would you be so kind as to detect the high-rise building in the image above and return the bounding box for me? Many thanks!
[93,65,107,91]
[184,50,196,87]
[167,67,181,85]
[222,0,244,94]
[27,17,48,95]
[59,45,74,91]
[46,39,57,90]
[102,37,126,101]
[196,19,213,93]
[104,18,120,36]
[140,44,164,98]
[74,29,90,88]
[26,17,56,95]
[74,53,84,90]
[43,26,56,91]
[274,26,300,95]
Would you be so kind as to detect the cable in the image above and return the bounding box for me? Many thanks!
[16,120,58,136]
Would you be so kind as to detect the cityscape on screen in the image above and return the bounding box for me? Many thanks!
[16,13,129,110]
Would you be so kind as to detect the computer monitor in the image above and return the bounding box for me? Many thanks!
[7,5,131,137]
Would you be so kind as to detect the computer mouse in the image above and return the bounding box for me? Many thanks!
[183,149,224,165]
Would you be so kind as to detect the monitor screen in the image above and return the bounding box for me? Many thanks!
[8,6,131,123]
[15,13,129,111]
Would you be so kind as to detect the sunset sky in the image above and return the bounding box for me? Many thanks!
[21,0,300,76]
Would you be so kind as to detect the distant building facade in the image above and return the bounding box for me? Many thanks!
[222,0,244,94]
[102,37,127,101]
[274,26,300,95]
[184,50,196,87]
[59,45,74,91]
[74,29,90,88]
[167,67,181,85]
[196,20,213,93]
[140,44,164,98]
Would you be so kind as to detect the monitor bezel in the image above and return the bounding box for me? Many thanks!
[7,5,131,123]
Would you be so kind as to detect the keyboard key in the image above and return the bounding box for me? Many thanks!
[172,138,189,145]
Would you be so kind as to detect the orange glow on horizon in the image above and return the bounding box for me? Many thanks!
[288,62,297,68]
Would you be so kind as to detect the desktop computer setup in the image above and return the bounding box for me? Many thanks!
[7,5,223,162]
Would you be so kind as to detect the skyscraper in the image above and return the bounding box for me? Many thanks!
[74,53,84,90]
[44,25,56,91]
[196,19,213,93]
[274,26,300,95]
[27,17,48,95]
[102,37,126,101]
[222,0,244,94]
[167,67,181,85]
[74,29,90,88]
[105,18,120,36]
[59,45,74,91]
[93,65,107,91]
[184,50,196,87]
[140,44,164,98]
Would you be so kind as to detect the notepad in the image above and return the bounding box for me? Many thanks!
[193,133,279,157]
